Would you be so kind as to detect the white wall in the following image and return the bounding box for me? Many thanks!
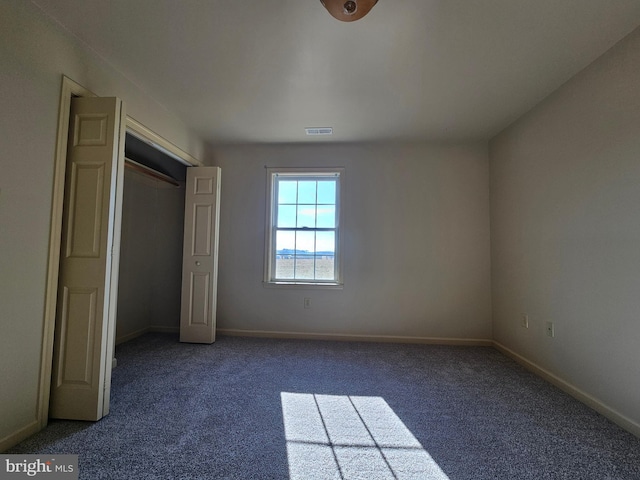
[116,170,185,342]
[490,27,640,430]
[210,142,492,340]
[0,1,202,448]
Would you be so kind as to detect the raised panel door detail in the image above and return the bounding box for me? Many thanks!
[65,162,105,258]
[188,272,210,326]
[56,286,97,388]
[192,204,212,256]
[194,176,213,195]
[73,113,108,146]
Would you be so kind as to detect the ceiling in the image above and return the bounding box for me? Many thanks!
[32,0,640,145]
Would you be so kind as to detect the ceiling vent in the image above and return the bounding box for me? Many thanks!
[305,127,333,136]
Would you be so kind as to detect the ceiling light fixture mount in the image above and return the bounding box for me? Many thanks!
[320,0,378,22]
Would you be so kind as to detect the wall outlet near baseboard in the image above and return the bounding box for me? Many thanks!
[304,298,311,309]
[546,321,555,337]
[521,314,529,328]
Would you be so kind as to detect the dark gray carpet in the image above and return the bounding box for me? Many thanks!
[9,333,640,479]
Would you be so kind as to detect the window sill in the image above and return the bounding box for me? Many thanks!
[263,281,344,290]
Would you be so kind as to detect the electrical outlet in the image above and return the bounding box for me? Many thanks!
[521,314,529,328]
[304,298,311,309]
[546,321,555,338]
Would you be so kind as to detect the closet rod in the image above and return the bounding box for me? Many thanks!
[124,157,181,187]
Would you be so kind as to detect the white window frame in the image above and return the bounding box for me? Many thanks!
[264,167,344,287]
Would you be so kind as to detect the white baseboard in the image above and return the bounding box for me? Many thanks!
[216,328,493,346]
[0,419,40,452]
[115,326,179,345]
[149,326,179,334]
[493,341,640,438]
[116,327,150,345]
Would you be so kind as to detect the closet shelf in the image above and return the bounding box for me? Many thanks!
[124,157,181,187]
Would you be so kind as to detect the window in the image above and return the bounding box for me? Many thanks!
[265,168,343,285]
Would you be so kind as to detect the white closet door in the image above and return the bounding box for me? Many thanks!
[50,96,125,420]
[180,167,221,344]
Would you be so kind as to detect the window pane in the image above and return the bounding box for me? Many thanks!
[276,230,295,253]
[316,231,335,254]
[317,180,336,204]
[296,205,316,228]
[278,180,297,204]
[314,255,335,280]
[277,205,296,228]
[275,230,295,279]
[316,205,335,228]
[294,254,315,280]
[296,230,315,254]
[297,181,316,204]
[275,257,294,279]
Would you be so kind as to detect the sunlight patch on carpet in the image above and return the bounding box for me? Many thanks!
[281,392,449,480]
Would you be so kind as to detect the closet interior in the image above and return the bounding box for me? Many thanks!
[115,133,187,344]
